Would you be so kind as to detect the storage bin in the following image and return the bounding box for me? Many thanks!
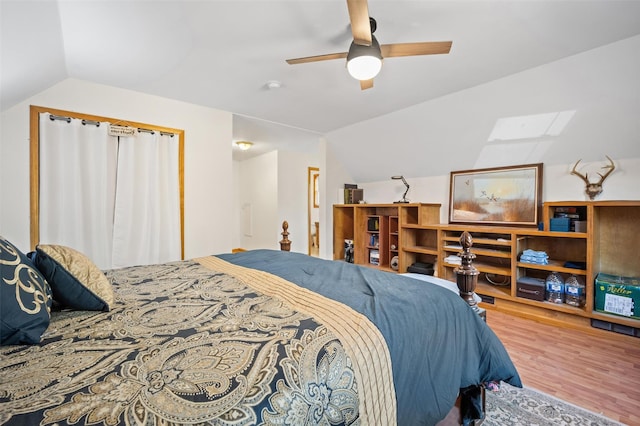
[516,276,545,301]
[550,217,570,232]
[595,273,640,319]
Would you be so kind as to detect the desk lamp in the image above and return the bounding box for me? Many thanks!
[391,175,410,203]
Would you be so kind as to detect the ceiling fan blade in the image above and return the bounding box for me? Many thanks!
[360,79,374,90]
[381,41,452,58]
[347,0,372,46]
[286,52,348,65]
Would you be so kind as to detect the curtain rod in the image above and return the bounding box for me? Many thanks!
[49,115,100,127]
[49,114,71,123]
[138,128,175,137]
[49,114,174,136]
[82,119,100,127]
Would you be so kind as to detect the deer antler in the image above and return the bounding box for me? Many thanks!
[570,159,590,185]
[571,155,616,200]
[596,155,616,183]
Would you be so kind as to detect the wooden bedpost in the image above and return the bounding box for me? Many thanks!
[279,221,291,251]
[449,231,486,426]
[454,231,480,312]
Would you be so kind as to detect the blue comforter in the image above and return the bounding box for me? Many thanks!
[217,250,522,425]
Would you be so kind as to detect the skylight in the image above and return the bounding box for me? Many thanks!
[488,110,576,141]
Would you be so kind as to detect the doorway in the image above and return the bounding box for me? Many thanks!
[308,167,320,257]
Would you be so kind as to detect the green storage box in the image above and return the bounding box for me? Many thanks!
[594,273,640,319]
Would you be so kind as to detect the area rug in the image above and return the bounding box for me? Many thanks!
[485,383,624,426]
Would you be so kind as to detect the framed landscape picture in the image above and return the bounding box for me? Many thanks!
[449,163,543,226]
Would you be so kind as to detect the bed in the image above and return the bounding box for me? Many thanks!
[0,233,521,426]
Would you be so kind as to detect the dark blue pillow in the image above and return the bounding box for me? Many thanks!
[31,244,113,311]
[0,235,53,345]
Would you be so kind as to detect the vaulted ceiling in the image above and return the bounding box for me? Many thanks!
[2,1,640,173]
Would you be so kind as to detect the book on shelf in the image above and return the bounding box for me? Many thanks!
[369,250,380,265]
[344,188,363,204]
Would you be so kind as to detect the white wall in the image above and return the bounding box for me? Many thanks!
[231,159,242,250]
[237,151,279,250]
[234,149,319,254]
[276,150,312,254]
[0,79,234,259]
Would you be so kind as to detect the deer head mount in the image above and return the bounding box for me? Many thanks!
[571,155,615,200]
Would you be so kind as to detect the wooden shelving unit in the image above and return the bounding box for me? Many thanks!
[333,200,640,333]
[332,203,441,272]
[439,225,516,300]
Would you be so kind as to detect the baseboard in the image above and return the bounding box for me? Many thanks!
[482,300,639,342]
[591,318,640,338]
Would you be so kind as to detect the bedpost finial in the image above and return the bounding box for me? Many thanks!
[459,231,473,252]
[455,231,479,312]
[280,221,291,251]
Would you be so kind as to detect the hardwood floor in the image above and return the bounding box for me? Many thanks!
[486,309,640,425]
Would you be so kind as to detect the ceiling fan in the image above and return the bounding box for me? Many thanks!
[286,0,453,90]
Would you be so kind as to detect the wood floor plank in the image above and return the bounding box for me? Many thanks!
[486,310,640,425]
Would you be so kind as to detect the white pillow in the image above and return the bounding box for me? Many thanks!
[402,273,483,303]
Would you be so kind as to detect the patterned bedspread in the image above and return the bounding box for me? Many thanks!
[0,258,394,425]
[217,250,523,425]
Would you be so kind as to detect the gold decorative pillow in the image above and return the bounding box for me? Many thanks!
[32,245,114,311]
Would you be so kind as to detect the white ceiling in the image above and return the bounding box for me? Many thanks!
[2,0,640,164]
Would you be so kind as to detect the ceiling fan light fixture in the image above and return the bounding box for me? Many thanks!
[347,55,382,80]
[346,36,382,81]
[285,4,453,89]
